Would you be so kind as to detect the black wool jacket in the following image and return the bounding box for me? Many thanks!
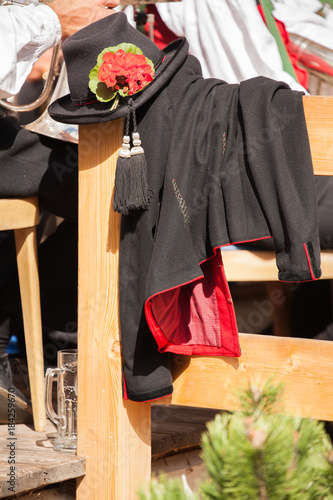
[119,55,321,402]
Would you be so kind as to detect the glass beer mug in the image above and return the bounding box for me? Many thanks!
[45,349,77,452]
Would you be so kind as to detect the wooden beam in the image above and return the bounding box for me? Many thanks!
[170,333,333,421]
[77,120,151,500]
[0,197,39,231]
[303,95,333,175]
[222,248,333,282]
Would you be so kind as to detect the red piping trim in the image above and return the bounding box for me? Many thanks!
[123,372,172,402]
[214,251,241,356]
[220,235,272,248]
[280,278,317,284]
[144,235,272,301]
[146,273,204,308]
[74,100,99,106]
[123,372,128,400]
[153,343,240,356]
[303,243,315,280]
[145,392,172,403]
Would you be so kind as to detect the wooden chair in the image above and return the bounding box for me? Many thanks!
[76,95,333,499]
[0,197,45,432]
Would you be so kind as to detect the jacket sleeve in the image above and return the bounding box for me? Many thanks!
[238,76,321,281]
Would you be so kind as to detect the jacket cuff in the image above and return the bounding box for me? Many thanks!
[278,269,321,282]
[278,242,321,282]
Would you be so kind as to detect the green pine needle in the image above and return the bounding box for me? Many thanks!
[138,474,199,500]
[139,380,333,500]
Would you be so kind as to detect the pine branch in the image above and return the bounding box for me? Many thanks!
[140,380,333,500]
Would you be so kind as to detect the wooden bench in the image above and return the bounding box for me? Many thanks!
[76,95,333,499]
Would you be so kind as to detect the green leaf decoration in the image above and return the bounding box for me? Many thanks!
[89,63,116,103]
[88,64,101,96]
[95,82,116,103]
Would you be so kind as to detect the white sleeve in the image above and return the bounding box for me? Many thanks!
[0,3,61,98]
[156,0,307,92]
[272,1,333,50]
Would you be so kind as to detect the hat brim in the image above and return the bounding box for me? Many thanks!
[48,38,189,125]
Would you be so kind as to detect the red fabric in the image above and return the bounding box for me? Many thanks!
[145,5,178,50]
[221,236,272,247]
[257,4,309,89]
[144,232,318,358]
[303,243,316,280]
[275,20,309,88]
[145,250,241,357]
[123,372,128,400]
[145,237,275,357]
[288,43,333,77]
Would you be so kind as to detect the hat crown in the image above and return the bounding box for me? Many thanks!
[62,12,163,105]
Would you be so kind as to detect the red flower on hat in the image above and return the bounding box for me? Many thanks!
[98,50,154,94]
[89,43,155,109]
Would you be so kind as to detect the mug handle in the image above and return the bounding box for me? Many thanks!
[44,367,66,430]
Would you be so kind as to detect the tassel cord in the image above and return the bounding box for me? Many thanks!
[113,98,149,215]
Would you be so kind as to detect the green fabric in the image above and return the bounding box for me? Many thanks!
[318,0,333,10]
[259,0,298,81]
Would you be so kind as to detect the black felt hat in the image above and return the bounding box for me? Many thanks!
[48,12,189,124]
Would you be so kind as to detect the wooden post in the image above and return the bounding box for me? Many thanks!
[171,334,333,421]
[303,95,333,175]
[77,119,151,500]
